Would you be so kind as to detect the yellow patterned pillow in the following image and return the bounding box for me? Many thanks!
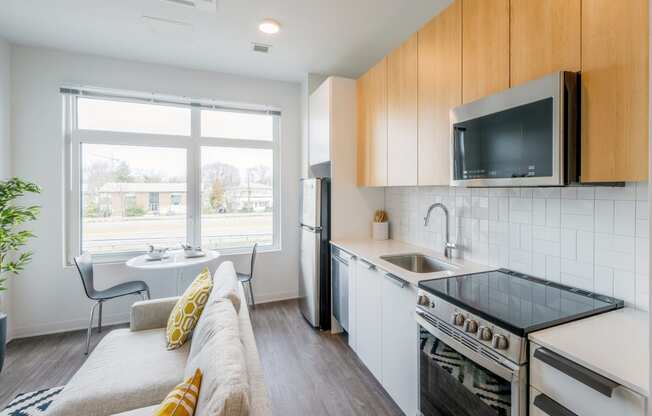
[155,368,203,416]
[166,267,213,350]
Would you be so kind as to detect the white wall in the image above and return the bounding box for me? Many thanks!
[0,38,11,334]
[10,45,302,338]
[386,184,650,310]
[0,39,9,180]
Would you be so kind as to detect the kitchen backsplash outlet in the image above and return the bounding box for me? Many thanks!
[385,183,649,310]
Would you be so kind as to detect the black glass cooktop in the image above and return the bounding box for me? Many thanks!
[419,269,624,336]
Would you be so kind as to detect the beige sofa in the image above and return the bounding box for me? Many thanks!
[46,261,271,416]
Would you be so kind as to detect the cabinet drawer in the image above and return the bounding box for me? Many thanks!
[530,343,645,416]
[530,386,578,416]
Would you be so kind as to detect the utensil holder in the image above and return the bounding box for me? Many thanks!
[372,222,389,240]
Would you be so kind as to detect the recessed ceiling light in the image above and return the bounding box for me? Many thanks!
[259,19,281,34]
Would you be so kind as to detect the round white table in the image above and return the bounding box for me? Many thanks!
[126,249,220,295]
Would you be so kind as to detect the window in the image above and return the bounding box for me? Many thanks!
[65,91,280,262]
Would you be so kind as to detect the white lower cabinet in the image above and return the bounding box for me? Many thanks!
[347,256,358,353]
[381,273,418,416]
[351,259,417,416]
[530,342,646,416]
[355,260,383,380]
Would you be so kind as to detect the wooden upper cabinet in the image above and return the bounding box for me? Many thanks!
[387,34,419,186]
[462,0,510,103]
[417,1,461,186]
[510,0,581,86]
[357,58,388,187]
[581,0,649,182]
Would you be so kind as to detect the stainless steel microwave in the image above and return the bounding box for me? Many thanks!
[450,71,579,187]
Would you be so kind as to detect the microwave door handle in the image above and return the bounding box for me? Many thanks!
[533,393,578,416]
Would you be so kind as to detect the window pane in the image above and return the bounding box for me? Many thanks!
[78,98,191,135]
[201,147,273,249]
[82,144,187,254]
[201,110,273,141]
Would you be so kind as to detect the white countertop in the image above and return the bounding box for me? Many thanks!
[330,238,491,286]
[529,307,649,397]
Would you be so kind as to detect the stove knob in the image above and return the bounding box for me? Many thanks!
[492,334,509,350]
[477,326,493,341]
[463,319,478,334]
[452,312,466,326]
[417,294,431,308]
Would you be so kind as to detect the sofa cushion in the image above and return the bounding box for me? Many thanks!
[47,328,189,416]
[167,268,213,350]
[184,300,250,416]
[209,261,242,313]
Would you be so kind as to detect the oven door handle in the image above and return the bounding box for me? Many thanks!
[416,312,518,382]
[533,393,578,416]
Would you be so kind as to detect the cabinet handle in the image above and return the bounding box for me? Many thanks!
[533,393,577,416]
[359,259,375,270]
[533,347,620,397]
[384,272,408,288]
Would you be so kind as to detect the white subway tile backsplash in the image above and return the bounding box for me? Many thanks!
[546,256,561,282]
[472,196,489,220]
[386,182,649,310]
[595,184,637,201]
[546,198,561,227]
[577,187,595,200]
[576,231,595,263]
[594,266,614,296]
[510,198,532,224]
[561,187,577,199]
[533,187,561,199]
[532,199,546,226]
[635,238,649,276]
[636,274,649,311]
[594,233,636,272]
[613,269,636,306]
[594,200,614,234]
[636,182,648,201]
[562,199,594,216]
[614,201,636,236]
[532,253,547,277]
[560,229,577,260]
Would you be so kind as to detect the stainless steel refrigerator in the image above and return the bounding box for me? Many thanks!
[298,178,331,330]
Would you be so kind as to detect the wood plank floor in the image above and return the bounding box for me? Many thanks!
[0,300,403,415]
[0,323,128,407]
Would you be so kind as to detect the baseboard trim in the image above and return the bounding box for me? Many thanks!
[11,312,130,340]
[254,291,299,304]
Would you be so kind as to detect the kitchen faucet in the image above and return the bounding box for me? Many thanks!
[424,203,457,259]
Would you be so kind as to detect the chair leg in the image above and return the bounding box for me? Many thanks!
[98,301,103,333]
[85,302,100,355]
[248,281,256,310]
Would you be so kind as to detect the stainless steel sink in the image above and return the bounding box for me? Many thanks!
[379,253,456,273]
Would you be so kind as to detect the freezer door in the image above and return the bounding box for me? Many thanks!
[299,226,321,327]
[300,178,322,229]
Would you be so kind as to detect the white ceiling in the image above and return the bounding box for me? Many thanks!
[0,0,452,83]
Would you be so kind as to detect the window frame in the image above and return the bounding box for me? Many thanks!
[64,92,281,264]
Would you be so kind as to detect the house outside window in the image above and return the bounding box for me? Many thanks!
[63,88,281,262]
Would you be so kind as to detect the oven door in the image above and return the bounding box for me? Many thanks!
[416,312,526,416]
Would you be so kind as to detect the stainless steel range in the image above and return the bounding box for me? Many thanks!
[415,268,623,416]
